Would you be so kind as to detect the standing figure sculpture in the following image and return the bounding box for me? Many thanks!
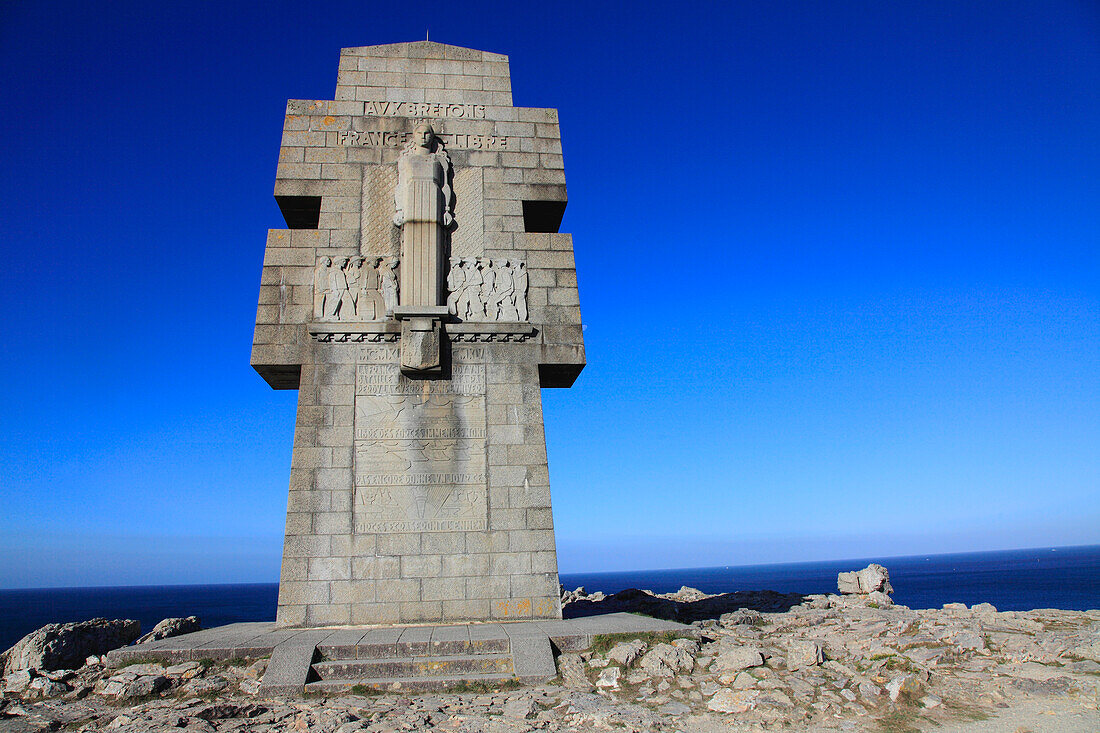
[481,259,497,321]
[329,257,352,320]
[358,257,385,320]
[393,123,453,308]
[381,258,400,316]
[314,256,333,320]
[345,256,363,317]
[512,261,529,321]
[496,259,518,321]
[458,258,482,320]
[446,257,464,316]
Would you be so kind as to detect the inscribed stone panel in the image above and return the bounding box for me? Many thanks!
[353,364,487,533]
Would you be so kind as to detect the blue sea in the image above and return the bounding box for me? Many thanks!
[1,545,1097,652]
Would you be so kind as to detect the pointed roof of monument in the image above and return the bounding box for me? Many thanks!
[340,41,508,64]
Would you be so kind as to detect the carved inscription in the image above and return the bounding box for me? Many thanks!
[353,364,487,533]
[339,130,509,150]
[362,101,487,119]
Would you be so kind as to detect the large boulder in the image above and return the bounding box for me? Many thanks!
[135,616,201,644]
[2,618,141,674]
[837,563,893,595]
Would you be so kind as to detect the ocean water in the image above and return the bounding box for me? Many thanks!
[1,545,1097,652]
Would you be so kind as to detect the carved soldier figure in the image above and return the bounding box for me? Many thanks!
[314,256,333,320]
[346,256,363,317]
[481,258,497,321]
[393,123,452,307]
[380,258,400,316]
[446,257,464,316]
[358,257,385,320]
[512,260,529,321]
[496,259,518,321]
[458,258,482,320]
[328,257,351,320]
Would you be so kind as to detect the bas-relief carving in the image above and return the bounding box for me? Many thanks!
[314,256,399,322]
[393,124,454,230]
[446,257,528,322]
[393,123,452,311]
[352,364,488,534]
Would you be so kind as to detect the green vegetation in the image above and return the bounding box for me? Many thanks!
[875,710,922,733]
[443,677,522,694]
[588,631,693,656]
[943,700,991,722]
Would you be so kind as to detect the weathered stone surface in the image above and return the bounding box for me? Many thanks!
[708,688,758,713]
[714,645,764,671]
[2,669,35,694]
[885,673,925,702]
[2,619,141,674]
[255,40,585,627]
[720,608,763,627]
[5,577,1100,731]
[123,674,168,698]
[837,563,893,595]
[607,640,646,667]
[557,653,590,690]
[594,666,620,689]
[786,639,824,670]
[135,617,200,644]
[639,643,694,677]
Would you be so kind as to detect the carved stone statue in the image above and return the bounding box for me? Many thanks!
[445,257,463,316]
[380,258,400,316]
[314,256,332,320]
[358,257,385,320]
[481,259,497,321]
[443,257,530,323]
[512,261,528,321]
[496,259,518,321]
[345,256,363,316]
[458,258,482,320]
[393,123,452,308]
[329,257,352,320]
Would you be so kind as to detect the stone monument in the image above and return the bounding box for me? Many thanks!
[251,41,585,627]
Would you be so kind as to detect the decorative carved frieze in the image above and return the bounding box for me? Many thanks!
[446,257,529,323]
[314,256,399,322]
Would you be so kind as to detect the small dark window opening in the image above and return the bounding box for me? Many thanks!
[522,200,566,233]
[276,195,322,229]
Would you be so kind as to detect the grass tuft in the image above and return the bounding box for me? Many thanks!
[588,631,692,656]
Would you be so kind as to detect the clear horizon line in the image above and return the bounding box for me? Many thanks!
[1,542,1096,593]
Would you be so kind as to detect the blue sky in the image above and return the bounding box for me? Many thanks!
[1,1,1097,587]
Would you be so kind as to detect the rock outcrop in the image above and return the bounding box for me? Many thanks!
[837,562,894,595]
[1,573,1098,732]
[1,618,140,674]
[135,616,201,644]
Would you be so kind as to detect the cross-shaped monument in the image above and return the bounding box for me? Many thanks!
[251,41,585,627]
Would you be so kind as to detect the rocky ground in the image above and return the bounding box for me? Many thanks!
[2,579,1099,732]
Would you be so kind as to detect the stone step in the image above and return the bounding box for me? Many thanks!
[317,635,510,659]
[304,672,518,694]
[312,653,514,680]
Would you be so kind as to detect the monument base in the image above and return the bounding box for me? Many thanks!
[104,613,698,696]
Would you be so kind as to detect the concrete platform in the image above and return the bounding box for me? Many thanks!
[104,612,697,695]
